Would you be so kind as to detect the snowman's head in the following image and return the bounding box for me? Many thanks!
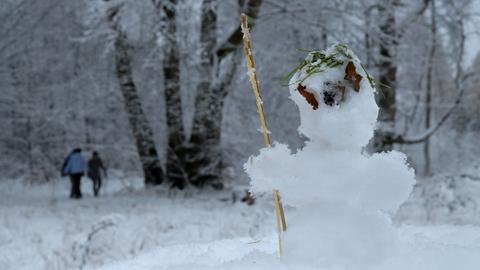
[288,45,379,151]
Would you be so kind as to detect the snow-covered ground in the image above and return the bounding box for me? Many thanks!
[2,172,480,270]
[0,173,274,270]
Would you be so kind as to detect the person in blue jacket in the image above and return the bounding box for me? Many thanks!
[62,148,87,199]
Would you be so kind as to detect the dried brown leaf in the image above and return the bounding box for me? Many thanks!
[297,84,319,110]
[344,61,363,92]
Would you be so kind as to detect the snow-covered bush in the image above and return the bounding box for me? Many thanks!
[397,165,480,225]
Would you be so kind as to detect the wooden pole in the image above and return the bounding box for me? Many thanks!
[241,13,287,256]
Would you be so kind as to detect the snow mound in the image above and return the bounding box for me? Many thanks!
[96,237,278,270]
[96,226,480,270]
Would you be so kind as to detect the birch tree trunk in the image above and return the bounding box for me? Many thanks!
[370,0,432,152]
[371,2,397,152]
[159,0,187,189]
[112,25,165,186]
[186,0,263,188]
[185,0,219,187]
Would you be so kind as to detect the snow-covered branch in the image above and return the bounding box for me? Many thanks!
[392,17,468,145]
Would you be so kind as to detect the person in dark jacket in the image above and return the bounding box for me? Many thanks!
[88,151,106,197]
[62,148,87,199]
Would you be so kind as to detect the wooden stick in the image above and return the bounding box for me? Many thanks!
[241,14,271,147]
[241,13,287,256]
[274,189,287,231]
[273,189,284,256]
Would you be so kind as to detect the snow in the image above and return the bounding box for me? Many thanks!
[94,225,480,270]
[0,172,274,270]
[397,165,480,225]
[95,237,278,270]
[245,144,413,211]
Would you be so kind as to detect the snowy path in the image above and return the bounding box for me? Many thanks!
[0,176,274,270]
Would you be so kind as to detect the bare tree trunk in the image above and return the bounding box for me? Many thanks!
[186,0,263,188]
[159,0,187,189]
[185,0,219,187]
[113,27,165,186]
[370,0,432,152]
[371,2,397,152]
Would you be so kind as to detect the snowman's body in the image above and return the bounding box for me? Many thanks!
[245,44,415,268]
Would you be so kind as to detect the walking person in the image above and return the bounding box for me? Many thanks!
[62,148,87,199]
[88,151,106,197]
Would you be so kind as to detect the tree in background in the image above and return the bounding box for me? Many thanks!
[105,2,165,185]
[153,0,263,189]
[366,0,432,152]
[151,0,186,188]
[186,0,263,188]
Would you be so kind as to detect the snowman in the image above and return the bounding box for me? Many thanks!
[244,44,416,269]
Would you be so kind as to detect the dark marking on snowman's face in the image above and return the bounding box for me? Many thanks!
[297,84,319,110]
[323,91,336,106]
[323,82,346,106]
[344,61,363,92]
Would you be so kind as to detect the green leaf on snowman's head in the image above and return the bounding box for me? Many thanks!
[334,44,353,59]
[282,60,307,85]
[282,44,380,93]
[282,48,345,86]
